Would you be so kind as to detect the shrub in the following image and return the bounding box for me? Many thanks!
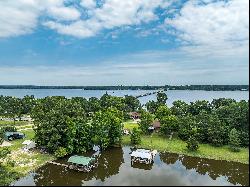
[0,148,11,162]
[186,136,199,151]
[54,147,68,158]
[229,128,241,152]
[130,128,141,145]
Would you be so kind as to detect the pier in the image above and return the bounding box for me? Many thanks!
[48,161,69,168]
[134,89,165,99]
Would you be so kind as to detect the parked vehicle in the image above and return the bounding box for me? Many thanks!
[4,132,25,141]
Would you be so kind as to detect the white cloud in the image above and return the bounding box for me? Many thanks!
[0,0,40,38]
[165,0,249,53]
[44,0,166,38]
[80,0,96,9]
[0,0,170,38]
[47,6,81,21]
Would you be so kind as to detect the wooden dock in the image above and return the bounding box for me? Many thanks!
[48,161,69,168]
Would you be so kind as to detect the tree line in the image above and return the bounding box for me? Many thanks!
[139,96,249,151]
[0,92,249,155]
[0,85,248,91]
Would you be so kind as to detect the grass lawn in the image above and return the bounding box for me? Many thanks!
[0,120,30,127]
[0,129,55,185]
[122,133,249,164]
[123,122,139,131]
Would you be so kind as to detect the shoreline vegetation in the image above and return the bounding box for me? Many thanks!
[0,84,249,91]
[0,125,248,186]
[122,134,249,164]
[0,92,249,185]
[123,122,249,164]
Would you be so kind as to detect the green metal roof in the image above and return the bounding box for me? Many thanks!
[67,155,95,166]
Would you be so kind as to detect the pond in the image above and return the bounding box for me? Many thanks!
[11,147,249,186]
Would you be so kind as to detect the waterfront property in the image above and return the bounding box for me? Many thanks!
[130,149,157,164]
[11,146,249,186]
[67,155,97,172]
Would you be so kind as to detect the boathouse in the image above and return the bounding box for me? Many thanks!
[130,149,157,164]
[67,155,97,172]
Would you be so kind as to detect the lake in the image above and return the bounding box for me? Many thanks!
[0,89,248,106]
[11,146,249,186]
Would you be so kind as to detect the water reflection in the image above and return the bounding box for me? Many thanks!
[160,152,249,186]
[12,147,249,186]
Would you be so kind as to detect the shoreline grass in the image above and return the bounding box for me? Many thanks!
[122,133,249,164]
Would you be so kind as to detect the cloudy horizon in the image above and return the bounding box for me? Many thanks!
[0,0,249,86]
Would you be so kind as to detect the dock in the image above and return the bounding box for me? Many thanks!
[48,161,69,168]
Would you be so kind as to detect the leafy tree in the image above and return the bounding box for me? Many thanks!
[160,115,179,136]
[186,136,199,151]
[124,95,141,112]
[21,95,36,114]
[171,100,189,116]
[188,100,211,115]
[54,147,68,158]
[2,97,22,125]
[186,128,199,151]
[145,100,159,114]
[177,115,197,141]
[229,128,241,152]
[207,114,228,147]
[155,105,171,120]
[156,92,168,105]
[138,110,154,134]
[100,93,126,111]
[211,98,236,109]
[88,97,101,113]
[92,108,123,150]
[130,128,141,145]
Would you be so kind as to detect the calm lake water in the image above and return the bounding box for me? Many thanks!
[12,146,249,186]
[0,89,248,106]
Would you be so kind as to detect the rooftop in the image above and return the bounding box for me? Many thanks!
[67,155,95,166]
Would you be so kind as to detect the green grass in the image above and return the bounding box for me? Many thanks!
[122,133,249,164]
[7,129,35,151]
[0,120,30,126]
[123,122,139,131]
[1,129,55,185]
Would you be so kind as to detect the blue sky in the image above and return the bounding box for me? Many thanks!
[0,0,249,85]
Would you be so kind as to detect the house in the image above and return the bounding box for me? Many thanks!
[129,112,141,120]
[148,120,161,132]
[22,140,36,151]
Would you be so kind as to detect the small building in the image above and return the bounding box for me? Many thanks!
[152,120,161,132]
[22,140,36,151]
[130,149,157,164]
[129,112,141,120]
[67,155,97,172]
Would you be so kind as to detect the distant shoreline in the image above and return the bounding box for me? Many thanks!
[0,85,248,91]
